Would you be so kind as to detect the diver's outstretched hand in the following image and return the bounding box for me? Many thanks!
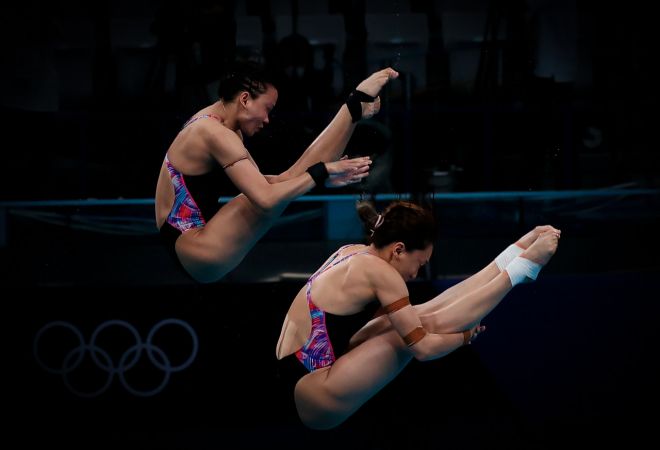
[324,156,372,188]
[464,324,486,345]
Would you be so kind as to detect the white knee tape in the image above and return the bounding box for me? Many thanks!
[505,256,542,286]
[495,243,524,272]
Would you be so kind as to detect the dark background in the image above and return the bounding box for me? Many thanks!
[1,0,658,198]
[1,1,659,449]
[6,275,659,449]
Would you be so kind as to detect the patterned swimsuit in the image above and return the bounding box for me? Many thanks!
[164,114,224,232]
[295,246,375,372]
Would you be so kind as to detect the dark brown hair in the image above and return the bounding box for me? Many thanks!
[217,60,276,101]
[356,200,437,251]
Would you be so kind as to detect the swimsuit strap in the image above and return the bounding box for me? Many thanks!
[308,245,374,282]
[181,114,222,130]
[306,244,351,279]
[306,248,376,302]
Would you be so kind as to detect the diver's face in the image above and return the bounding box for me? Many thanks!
[391,244,433,281]
[240,84,277,136]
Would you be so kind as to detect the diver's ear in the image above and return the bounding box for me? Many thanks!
[238,91,250,108]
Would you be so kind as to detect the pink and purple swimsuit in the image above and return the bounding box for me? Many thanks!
[295,246,379,372]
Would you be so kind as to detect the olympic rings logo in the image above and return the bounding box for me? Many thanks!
[33,319,198,398]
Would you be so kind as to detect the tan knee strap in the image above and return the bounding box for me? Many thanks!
[403,326,427,347]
